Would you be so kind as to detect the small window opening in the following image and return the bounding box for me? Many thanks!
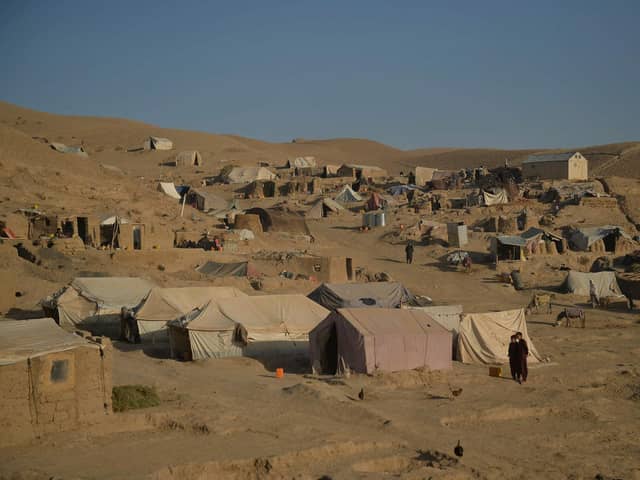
[50,359,69,383]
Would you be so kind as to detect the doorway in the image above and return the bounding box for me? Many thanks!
[133,225,142,250]
[346,258,354,281]
[77,217,88,244]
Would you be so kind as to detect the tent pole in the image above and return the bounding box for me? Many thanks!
[181,193,187,217]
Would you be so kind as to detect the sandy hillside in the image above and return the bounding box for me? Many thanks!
[0,101,639,480]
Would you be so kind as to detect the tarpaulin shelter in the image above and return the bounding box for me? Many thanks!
[46,277,155,337]
[133,286,247,342]
[308,282,413,310]
[366,192,385,211]
[306,197,345,219]
[482,189,509,206]
[570,226,632,252]
[224,166,276,184]
[157,182,182,200]
[144,136,173,150]
[562,271,624,298]
[244,208,311,235]
[309,308,452,374]
[196,261,257,277]
[50,142,88,157]
[0,318,112,445]
[492,228,563,261]
[334,185,362,203]
[174,150,203,166]
[168,295,329,361]
[285,157,316,168]
[456,308,542,364]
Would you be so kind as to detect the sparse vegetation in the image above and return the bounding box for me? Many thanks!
[112,385,160,412]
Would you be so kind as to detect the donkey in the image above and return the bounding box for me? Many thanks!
[556,307,585,328]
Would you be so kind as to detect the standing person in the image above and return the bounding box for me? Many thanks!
[589,279,598,308]
[508,335,520,381]
[516,332,529,383]
[462,255,472,273]
[405,241,414,264]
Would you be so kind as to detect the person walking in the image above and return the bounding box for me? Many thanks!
[405,241,414,264]
[508,335,520,381]
[515,332,529,383]
[589,279,598,308]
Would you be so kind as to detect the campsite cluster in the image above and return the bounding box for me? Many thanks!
[1,121,640,479]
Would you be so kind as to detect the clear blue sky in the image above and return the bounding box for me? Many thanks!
[1,1,639,149]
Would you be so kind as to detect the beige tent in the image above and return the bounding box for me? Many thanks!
[133,286,248,341]
[175,150,203,166]
[406,304,463,355]
[224,166,276,184]
[144,136,173,150]
[157,182,182,200]
[483,189,509,206]
[309,308,452,375]
[186,189,228,212]
[562,271,624,298]
[306,197,345,219]
[415,167,437,186]
[456,309,542,364]
[47,277,155,337]
[286,156,316,168]
[168,295,329,362]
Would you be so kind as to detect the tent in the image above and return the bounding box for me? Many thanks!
[456,308,542,364]
[46,277,155,337]
[309,308,452,374]
[308,282,413,310]
[224,166,276,184]
[306,197,345,219]
[414,167,437,186]
[50,142,89,157]
[238,180,277,199]
[168,295,329,361]
[186,189,228,212]
[133,286,247,341]
[562,271,624,298]
[482,189,509,206]
[388,185,419,196]
[196,261,257,277]
[285,157,316,169]
[144,136,173,150]
[324,165,340,177]
[570,226,632,252]
[210,199,244,220]
[175,150,203,166]
[366,192,386,211]
[157,182,182,200]
[405,304,463,355]
[334,185,362,203]
[244,208,311,236]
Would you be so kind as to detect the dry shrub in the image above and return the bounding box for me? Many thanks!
[112,385,160,412]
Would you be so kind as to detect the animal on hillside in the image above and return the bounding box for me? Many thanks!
[454,440,464,457]
[556,307,585,328]
[526,293,555,314]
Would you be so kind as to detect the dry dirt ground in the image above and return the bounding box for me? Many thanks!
[0,103,639,479]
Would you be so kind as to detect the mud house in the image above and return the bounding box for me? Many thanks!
[522,152,588,181]
[337,164,388,181]
[0,318,112,446]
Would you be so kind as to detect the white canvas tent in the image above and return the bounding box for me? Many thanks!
[562,271,624,298]
[50,277,155,337]
[224,166,276,184]
[286,157,316,168]
[175,150,203,166]
[168,295,329,361]
[144,136,173,150]
[133,286,247,342]
[157,182,182,200]
[456,308,542,364]
[334,185,362,203]
[482,189,509,206]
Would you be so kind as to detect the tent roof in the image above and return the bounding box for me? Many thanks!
[99,215,130,226]
[225,166,276,183]
[68,277,155,310]
[308,282,413,310]
[286,157,317,168]
[333,308,446,336]
[563,271,624,297]
[135,286,247,322]
[50,142,89,157]
[157,182,182,200]
[523,152,580,164]
[0,318,100,365]
[334,185,363,203]
[495,235,528,247]
[405,305,463,332]
[178,294,329,334]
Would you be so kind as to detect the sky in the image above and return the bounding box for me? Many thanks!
[1,1,639,150]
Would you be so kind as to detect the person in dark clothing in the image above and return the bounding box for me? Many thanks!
[508,335,520,381]
[515,332,529,383]
[405,241,414,264]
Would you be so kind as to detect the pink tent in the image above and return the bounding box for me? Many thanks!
[309,308,452,374]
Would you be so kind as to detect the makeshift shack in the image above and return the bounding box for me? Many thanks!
[174,150,203,166]
[43,277,155,337]
[456,308,542,364]
[233,213,263,233]
[492,228,564,261]
[0,318,112,446]
[239,180,277,199]
[168,295,329,362]
[308,282,413,310]
[306,197,345,219]
[570,226,635,253]
[157,182,182,200]
[132,286,247,342]
[309,308,452,375]
[244,208,311,236]
[144,136,173,151]
[562,271,624,298]
[186,189,228,212]
[337,164,388,180]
